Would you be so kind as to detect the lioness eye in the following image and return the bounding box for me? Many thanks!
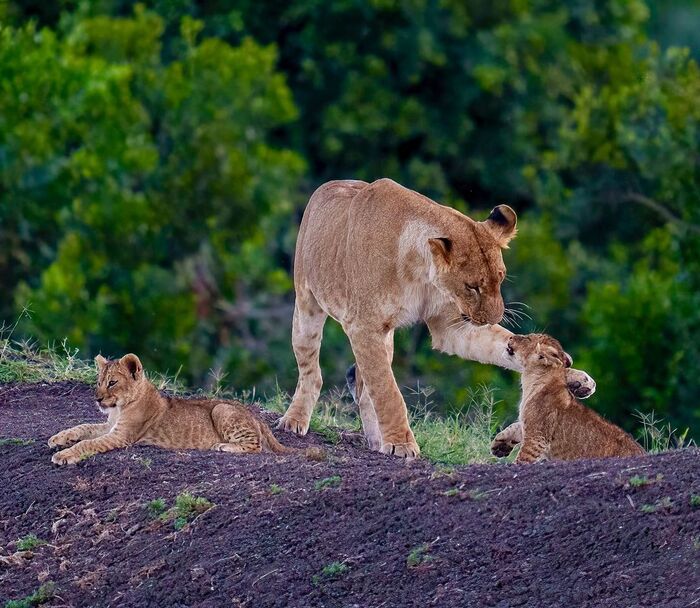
[466,283,480,294]
[108,380,117,387]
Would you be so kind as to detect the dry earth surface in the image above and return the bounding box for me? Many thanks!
[1,381,699,607]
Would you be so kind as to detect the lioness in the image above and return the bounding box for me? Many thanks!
[278,178,596,457]
[49,353,296,465]
[492,334,644,462]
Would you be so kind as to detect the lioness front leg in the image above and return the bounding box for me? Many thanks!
[278,291,328,435]
[491,421,522,458]
[426,314,596,398]
[348,329,419,458]
[51,431,129,466]
[48,423,111,448]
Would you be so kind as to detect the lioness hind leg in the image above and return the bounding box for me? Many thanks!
[212,403,262,454]
[491,422,523,458]
[278,290,327,436]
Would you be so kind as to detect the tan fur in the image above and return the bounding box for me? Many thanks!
[491,334,644,462]
[278,178,596,457]
[48,354,297,465]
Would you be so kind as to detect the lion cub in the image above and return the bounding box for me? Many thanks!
[49,353,297,465]
[492,334,643,463]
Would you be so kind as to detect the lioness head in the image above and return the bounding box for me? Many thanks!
[94,353,145,412]
[428,205,517,325]
[505,333,572,370]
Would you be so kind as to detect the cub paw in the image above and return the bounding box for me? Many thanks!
[48,431,76,448]
[380,441,420,459]
[277,414,310,436]
[491,439,517,458]
[51,449,81,466]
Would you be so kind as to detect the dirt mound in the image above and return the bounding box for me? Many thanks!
[1,382,698,607]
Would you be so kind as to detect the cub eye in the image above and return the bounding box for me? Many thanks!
[108,380,117,387]
[466,283,480,294]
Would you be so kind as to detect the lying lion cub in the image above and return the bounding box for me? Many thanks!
[492,334,644,463]
[49,353,297,465]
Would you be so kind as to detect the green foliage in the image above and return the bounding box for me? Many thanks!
[156,492,213,529]
[312,561,349,585]
[690,495,700,508]
[1,1,699,440]
[15,534,46,551]
[314,476,341,491]
[4,582,55,608]
[0,438,34,446]
[406,543,434,568]
[147,498,168,518]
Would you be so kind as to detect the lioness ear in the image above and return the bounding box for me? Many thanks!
[119,353,143,381]
[95,354,108,371]
[428,237,452,268]
[483,205,517,247]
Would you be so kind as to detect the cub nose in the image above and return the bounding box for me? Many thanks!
[96,397,104,403]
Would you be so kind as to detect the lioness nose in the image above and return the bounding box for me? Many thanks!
[97,397,104,403]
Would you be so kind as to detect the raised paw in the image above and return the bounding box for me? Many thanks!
[277,413,310,436]
[51,449,82,466]
[380,441,420,459]
[48,430,78,449]
[491,438,517,458]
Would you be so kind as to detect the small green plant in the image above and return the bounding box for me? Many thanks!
[4,581,55,608]
[628,474,663,488]
[164,493,214,530]
[443,487,460,497]
[269,484,284,495]
[309,417,341,444]
[315,475,341,491]
[147,498,168,518]
[690,495,700,508]
[634,411,694,453]
[640,497,673,513]
[15,534,46,551]
[406,543,434,568]
[312,561,349,586]
[0,438,34,446]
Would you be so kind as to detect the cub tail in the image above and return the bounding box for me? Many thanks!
[258,421,326,460]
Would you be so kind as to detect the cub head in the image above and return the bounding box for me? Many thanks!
[429,205,517,325]
[94,353,145,412]
[505,333,572,370]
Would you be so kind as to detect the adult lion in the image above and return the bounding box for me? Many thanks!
[278,178,595,457]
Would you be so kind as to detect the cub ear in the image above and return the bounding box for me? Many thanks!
[119,353,143,381]
[483,204,517,247]
[94,354,108,371]
[428,237,453,268]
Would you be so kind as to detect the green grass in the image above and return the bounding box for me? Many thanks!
[628,474,663,488]
[634,410,694,453]
[0,438,35,446]
[406,543,434,568]
[312,561,349,586]
[269,484,284,495]
[690,495,700,508]
[315,475,342,491]
[4,582,55,608]
[640,497,673,513]
[15,534,46,551]
[147,498,168,518]
[158,493,214,530]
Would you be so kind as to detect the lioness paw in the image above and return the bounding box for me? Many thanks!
[277,414,310,436]
[51,449,82,466]
[491,438,517,458]
[380,441,420,459]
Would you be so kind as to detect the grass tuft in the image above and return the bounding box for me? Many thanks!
[315,475,342,491]
[4,581,55,608]
[161,493,214,530]
[406,542,434,568]
[15,534,46,551]
[634,411,694,453]
[640,497,673,513]
[0,438,35,446]
[690,495,700,508]
[147,498,168,518]
[312,561,349,586]
[269,484,284,495]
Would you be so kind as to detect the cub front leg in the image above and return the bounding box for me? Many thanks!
[48,423,111,448]
[491,421,522,458]
[515,435,549,464]
[347,328,419,458]
[51,431,130,466]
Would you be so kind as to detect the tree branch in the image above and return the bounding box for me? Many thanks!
[623,192,700,235]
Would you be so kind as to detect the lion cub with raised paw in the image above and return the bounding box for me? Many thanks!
[492,334,644,463]
[49,354,297,465]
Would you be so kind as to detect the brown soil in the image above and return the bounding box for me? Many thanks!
[1,381,699,608]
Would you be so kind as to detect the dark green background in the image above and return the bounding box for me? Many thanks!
[2,0,699,438]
